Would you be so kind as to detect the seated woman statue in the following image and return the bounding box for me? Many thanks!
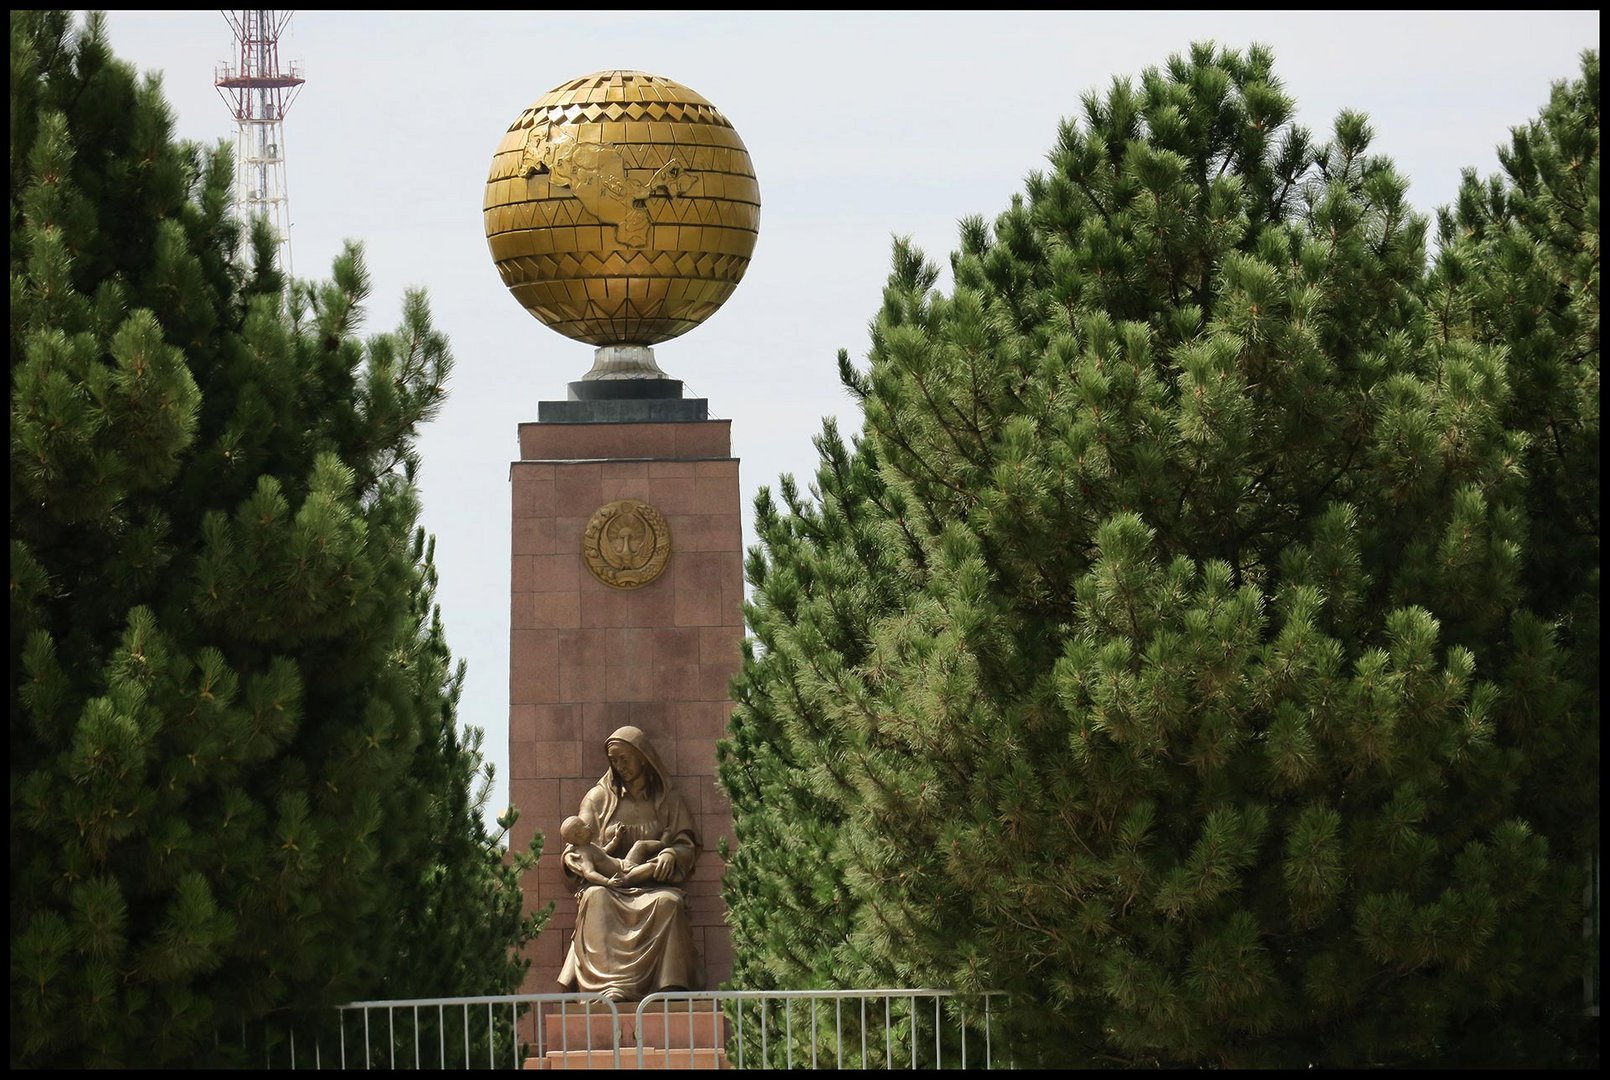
[557,725,704,1001]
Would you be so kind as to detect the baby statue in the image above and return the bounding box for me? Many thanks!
[559,815,669,887]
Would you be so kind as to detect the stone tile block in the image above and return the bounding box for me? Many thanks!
[512,461,557,483]
[528,553,581,592]
[698,626,741,668]
[557,649,605,703]
[673,422,731,458]
[509,704,539,743]
[512,516,557,558]
[647,477,696,515]
[554,464,603,511]
[553,515,586,552]
[674,586,724,628]
[580,580,674,628]
[511,554,536,594]
[517,590,581,630]
[720,582,746,625]
[511,469,555,518]
[509,778,564,822]
[660,664,703,701]
[527,740,582,779]
[510,629,559,704]
[599,461,649,481]
[693,476,737,515]
[580,702,633,748]
[536,704,583,741]
[559,776,596,811]
[626,701,669,732]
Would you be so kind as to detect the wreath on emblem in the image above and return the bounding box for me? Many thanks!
[582,499,672,589]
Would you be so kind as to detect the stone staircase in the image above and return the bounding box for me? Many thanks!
[523,1002,728,1070]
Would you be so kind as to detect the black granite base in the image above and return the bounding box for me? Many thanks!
[537,378,708,422]
[537,397,709,423]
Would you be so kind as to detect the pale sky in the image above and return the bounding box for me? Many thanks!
[87,10,1599,831]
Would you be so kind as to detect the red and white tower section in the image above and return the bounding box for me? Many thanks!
[215,10,304,278]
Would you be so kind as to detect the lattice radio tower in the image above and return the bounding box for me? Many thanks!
[215,11,304,279]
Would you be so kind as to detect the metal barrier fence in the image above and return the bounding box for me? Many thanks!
[634,988,1009,1070]
[231,988,1010,1069]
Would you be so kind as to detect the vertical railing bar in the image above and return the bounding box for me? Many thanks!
[657,994,666,1071]
[438,1004,445,1069]
[885,996,892,1067]
[836,997,843,1069]
[985,994,993,1070]
[909,996,917,1069]
[934,995,940,1068]
[761,998,769,1066]
[784,997,793,1070]
[290,1022,296,1070]
[810,997,818,1069]
[340,1009,347,1070]
[363,1008,371,1070]
[462,1002,469,1069]
[616,996,624,1070]
[510,1002,518,1071]
[412,1004,419,1070]
[487,1002,495,1070]
[389,1005,396,1070]
[961,997,968,1069]
[860,995,867,1070]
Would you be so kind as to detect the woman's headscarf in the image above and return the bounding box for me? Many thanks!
[602,724,669,799]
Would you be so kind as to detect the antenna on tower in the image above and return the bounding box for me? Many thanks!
[215,11,304,280]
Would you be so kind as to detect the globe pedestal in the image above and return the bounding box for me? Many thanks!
[506,384,742,996]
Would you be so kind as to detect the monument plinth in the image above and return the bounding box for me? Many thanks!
[486,69,757,997]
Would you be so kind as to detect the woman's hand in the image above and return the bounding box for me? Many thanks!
[650,851,677,882]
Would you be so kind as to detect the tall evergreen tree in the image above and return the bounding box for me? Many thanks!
[1429,50,1599,842]
[10,12,544,1067]
[720,43,1598,1067]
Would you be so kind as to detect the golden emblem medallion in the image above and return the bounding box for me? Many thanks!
[583,499,672,589]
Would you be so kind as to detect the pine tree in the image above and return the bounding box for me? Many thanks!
[10,12,545,1067]
[384,534,550,1003]
[1426,49,1600,1049]
[719,42,1597,1067]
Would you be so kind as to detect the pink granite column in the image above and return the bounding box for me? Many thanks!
[507,419,742,994]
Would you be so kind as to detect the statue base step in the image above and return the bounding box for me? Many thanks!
[528,1003,728,1069]
[524,1046,729,1069]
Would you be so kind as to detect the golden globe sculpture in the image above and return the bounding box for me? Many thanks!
[484,70,760,378]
